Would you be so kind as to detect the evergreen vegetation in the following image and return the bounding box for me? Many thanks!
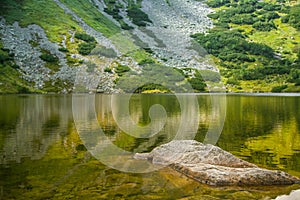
[282,4,300,30]
[40,52,59,63]
[78,42,96,55]
[127,7,152,26]
[114,64,131,76]
[103,0,152,27]
[75,33,97,55]
[75,33,96,43]
[91,46,117,58]
[0,0,299,93]
[195,0,300,92]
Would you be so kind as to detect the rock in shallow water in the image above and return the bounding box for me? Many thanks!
[274,189,300,200]
[134,140,300,186]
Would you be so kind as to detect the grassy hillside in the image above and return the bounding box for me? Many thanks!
[0,0,118,93]
[194,0,300,92]
[0,0,299,93]
[0,0,82,42]
[0,0,156,94]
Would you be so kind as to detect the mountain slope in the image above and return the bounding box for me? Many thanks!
[195,0,300,92]
[0,0,299,93]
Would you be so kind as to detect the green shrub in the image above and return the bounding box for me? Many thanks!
[104,67,112,73]
[253,21,277,31]
[138,58,155,65]
[78,42,96,55]
[192,29,274,62]
[261,12,280,21]
[207,13,219,20]
[0,47,13,63]
[188,78,206,92]
[91,46,117,58]
[226,78,239,85]
[104,7,123,20]
[281,15,289,23]
[0,53,10,63]
[17,86,30,94]
[75,33,96,42]
[288,68,300,82]
[206,0,230,8]
[271,85,288,92]
[115,64,130,76]
[231,14,256,25]
[134,83,170,93]
[40,53,58,63]
[58,47,69,52]
[288,4,300,30]
[263,3,281,11]
[239,69,262,80]
[119,21,133,30]
[127,7,152,26]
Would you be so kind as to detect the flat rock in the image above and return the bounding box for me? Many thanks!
[134,140,300,186]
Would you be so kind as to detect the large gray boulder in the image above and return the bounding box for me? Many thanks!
[134,140,300,186]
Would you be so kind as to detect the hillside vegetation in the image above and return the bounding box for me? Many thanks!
[0,0,299,93]
[195,0,300,92]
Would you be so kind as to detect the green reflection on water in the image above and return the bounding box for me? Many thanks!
[217,95,300,178]
[0,94,299,199]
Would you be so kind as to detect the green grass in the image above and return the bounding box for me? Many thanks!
[0,41,38,93]
[0,0,82,43]
[0,64,38,94]
[249,18,299,61]
[202,0,300,92]
[60,0,120,37]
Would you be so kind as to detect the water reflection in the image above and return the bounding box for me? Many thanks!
[0,95,73,164]
[218,95,300,176]
[0,94,299,199]
[1,94,299,172]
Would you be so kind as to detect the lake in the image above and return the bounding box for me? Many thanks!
[0,94,300,199]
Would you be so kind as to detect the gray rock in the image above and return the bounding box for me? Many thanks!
[274,189,300,200]
[141,0,216,71]
[134,140,300,186]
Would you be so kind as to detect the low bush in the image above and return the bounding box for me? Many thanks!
[115,64,130,76]
[40,53,58,63]
[253,21,277,31]
[91,46,117,58]
[58,47,69,52]
[78,42,96,55]
[271,85,288,92]
[75,33,96,42]
[127,7,152,26]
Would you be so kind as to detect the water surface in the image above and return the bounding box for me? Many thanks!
[0,94,299,199]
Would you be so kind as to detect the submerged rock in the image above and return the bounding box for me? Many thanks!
[274,189,300,200]
[134,140,300,186]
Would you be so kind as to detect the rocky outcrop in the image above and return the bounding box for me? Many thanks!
[0,19,74,90]
[134,140,300,186]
